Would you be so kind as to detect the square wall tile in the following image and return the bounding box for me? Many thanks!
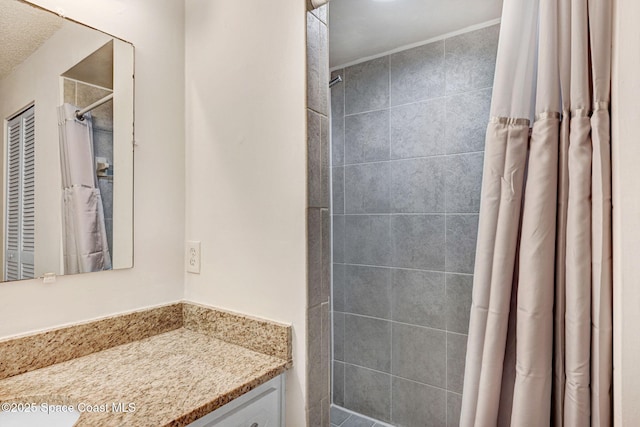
[390,41,445,106]
[307,13,322,113]
[305,12,328,116]
[445,214,479,274]
[390,100,445,159]
[332,117,345,166]
[391,269,446,329]
[331,69,346,167]
[391,215,445,270]
[344,364,391,422]
[308,110,323,208]
[308,304,323,404]
[331,370,344,406]
[331,69,345,112]
[345,215,392,266]
[321,116,330,208]
[333,311,345,361]
[446,273,473,334]
[345,57,389,115]
[322,397,330,427]
[447,332,468,393]
[445,153,484,213]
[333,263,346,312]
[391,158,445,214]
[344,265,391,319]
[333,215,345,263]
[392,323,446,387]
[344,110,390,164]
[93,129,113,161]
[445,88,492,154]
[308,399,322,427]
[445,25,499,94]
[322,209,331,302]
[321,302,330,398]
[344,314,391,373]
[345,163,391,214]
[392,377,446,427]
[332,167,345,214]
[319,21,328,113]
[308,208,323,307]
[447,392,462,427]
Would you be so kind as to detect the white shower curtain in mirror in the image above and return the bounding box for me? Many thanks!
[57,104,112,274]
[460,0,612,425]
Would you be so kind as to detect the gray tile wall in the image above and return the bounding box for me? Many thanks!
[307,5,331,427]
[330,24,499,427]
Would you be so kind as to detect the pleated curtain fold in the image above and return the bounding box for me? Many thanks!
[57,104,112,274]
[460,0,613,425]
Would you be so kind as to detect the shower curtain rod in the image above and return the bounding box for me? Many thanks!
[75,93,113,121]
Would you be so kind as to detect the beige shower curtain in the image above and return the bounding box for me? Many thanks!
[460,0,612,425]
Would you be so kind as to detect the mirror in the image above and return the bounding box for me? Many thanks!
[0,0,134,281]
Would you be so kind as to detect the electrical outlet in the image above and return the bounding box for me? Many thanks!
[186,241,201,274]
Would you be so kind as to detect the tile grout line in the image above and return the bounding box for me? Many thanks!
[330,65,345,406]
[332,404,390,427]
[386,52,394,426]
[328,64,339,410]
[340,212,480,216]
[341,310,469,336]
[343,85,494,118]
[444,37,449,421]
[444,36,449,426]
[335,261,475,277]
[342,310,346,404]
[340,361,453,395]
[341,150,485,167]
[341,66,347,408]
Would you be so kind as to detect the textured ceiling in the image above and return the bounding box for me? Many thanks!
[0,0,64,79]
[329,0,503,68]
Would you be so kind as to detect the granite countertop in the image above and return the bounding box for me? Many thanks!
[0,327,290,426]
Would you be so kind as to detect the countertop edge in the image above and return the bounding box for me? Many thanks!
[164,361,291,427]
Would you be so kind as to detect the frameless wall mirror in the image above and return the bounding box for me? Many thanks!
[0,0,134,282]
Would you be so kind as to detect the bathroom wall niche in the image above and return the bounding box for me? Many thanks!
[0,0,134,281]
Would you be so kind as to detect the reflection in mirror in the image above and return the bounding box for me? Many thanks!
[0,0,134,281]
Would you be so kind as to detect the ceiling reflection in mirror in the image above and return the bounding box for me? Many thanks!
[0,0,134,282]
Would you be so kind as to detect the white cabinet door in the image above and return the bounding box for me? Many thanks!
[188,375,284,427]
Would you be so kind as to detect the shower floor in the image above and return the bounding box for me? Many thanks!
[330,405,394,427]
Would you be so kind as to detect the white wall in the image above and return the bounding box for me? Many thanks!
[0,0,309,423]
[0,22,112,278]
[612,0,640,424]
[183,1,308,426]
[0,0,185,338]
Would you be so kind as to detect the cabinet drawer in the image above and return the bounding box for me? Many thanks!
[188,375,284,427]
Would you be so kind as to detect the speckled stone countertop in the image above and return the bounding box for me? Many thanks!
[0,303,292,427]
[0,328,289,426]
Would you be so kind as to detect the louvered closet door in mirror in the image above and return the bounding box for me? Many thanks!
[5,106,35,281]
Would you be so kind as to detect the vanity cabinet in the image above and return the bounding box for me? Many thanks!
[187,375,285,427]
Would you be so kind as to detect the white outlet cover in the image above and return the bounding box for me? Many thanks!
[186,240,201,274]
